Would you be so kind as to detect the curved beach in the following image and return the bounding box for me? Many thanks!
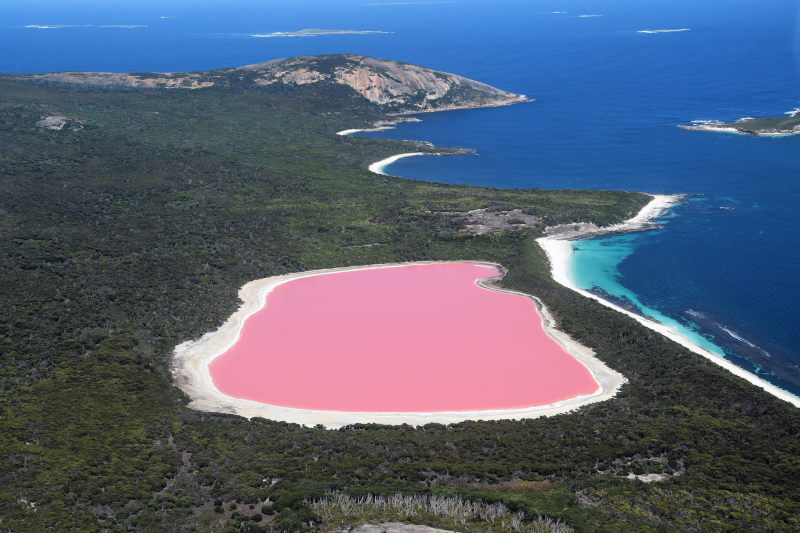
[171,261,624,428]
[537,195,800,408]
[368,153,425,176]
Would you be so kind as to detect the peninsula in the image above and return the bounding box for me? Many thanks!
[18,53,529,114]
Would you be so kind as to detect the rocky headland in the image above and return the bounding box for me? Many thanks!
[681,113,800,136]
[16,54,530,114]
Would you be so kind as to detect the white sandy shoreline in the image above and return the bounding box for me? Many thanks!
[368,153,426,175]
[171,261,624,428]
[537,195,800,408]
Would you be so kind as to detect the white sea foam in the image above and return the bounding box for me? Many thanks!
[364,1,456,5]
[638,28,690,33]
[252,30,391,38]
[26,24,146,29]
[580,15,602,18]
[26,24,92,28]
[720,326,766,352]
[784,107,800,116]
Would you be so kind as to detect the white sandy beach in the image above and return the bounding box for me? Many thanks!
[537,195,800,408]
[336,125,396,136]
[368,152,425,175]
[171,261,624,428]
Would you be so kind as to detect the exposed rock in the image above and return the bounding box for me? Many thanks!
[447,208,541,235]
[25,71,214,89]
[681,114,800,136]
[21,54,529,114]
[35,115,85,131]
[353,524,458,533]
[544,220,659,240]
[35,116,67,130]
[241,55,529,113]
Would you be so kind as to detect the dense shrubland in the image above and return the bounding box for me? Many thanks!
[310,492,574,533]
[0,75,798,533]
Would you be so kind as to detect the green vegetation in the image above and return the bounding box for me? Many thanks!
[310,492,573,533]
[717,115,800,133]
[1,65,799,533]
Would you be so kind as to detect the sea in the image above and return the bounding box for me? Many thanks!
[3,0,799,398]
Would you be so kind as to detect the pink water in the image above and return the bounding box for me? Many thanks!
[210,263,599,412]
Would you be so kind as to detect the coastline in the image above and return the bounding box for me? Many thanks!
[680,124,800,136]
[536,196,800,408]
[337,116,423,136]
[171,261,624,429]
[368,153,426,176]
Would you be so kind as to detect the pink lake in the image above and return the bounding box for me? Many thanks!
[209,263,598,412]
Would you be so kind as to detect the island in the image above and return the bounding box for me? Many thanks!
[2,55,799,533]
[681,112,800,135]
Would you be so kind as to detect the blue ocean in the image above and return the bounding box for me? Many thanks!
[4,0,799,397]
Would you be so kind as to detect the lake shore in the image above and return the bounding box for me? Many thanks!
[537,196,800,408]
[171,261,624,428]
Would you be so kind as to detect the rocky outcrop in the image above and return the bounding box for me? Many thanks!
[20,54,528,114]
[23,71,214,89]
[239,54,529,113]
[34,115,86,131]
[681,114,800,136]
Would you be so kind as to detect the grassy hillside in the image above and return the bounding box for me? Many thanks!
[1,69,798,533]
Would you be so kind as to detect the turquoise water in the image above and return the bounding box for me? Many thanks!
[569,229,727,358]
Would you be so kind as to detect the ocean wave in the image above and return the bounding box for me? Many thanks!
[638,29,691,33]
[252,29,391,38]
[720,325,765,352]
[364,1,455,5]
[685,309,776,362]
[784,107,800,117]
[26,25,92,28]
[26,24,146,29]
[579,15,602,18]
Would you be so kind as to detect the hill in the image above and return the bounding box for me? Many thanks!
[19,53,529,114]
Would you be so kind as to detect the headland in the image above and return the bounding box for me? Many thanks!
[18,54,530,115]
[681,114,800,136]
